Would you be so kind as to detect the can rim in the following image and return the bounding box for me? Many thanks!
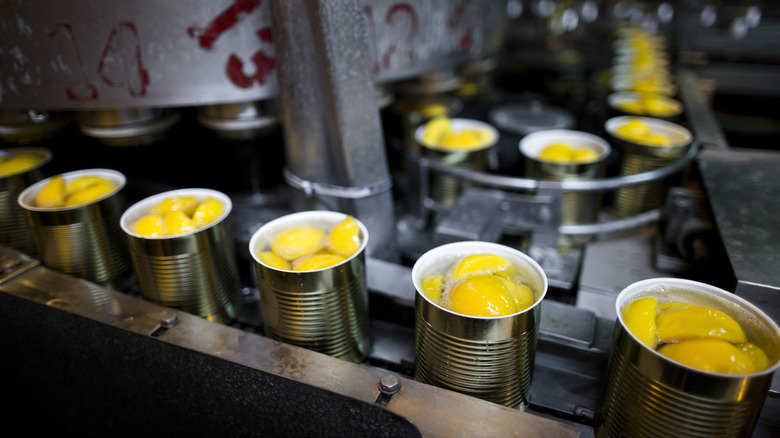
[518,128,611,164]
[412,241,548,319]
[615,277,780,377]
[0,147,53,179]
[248,210,369,272]
[606,91,683,118]
[18,168,126,211]
[120,187,233,239]
[414,118,499,152]
[605,115,692,148]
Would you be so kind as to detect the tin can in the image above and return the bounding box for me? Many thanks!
[414,118,499,208]
[606,91,683,122]
[120,188,241,324]
[18,168,131,290]
[0,147,52,256]
[392,94,463,156]
[519,129,611,227]
[597,278,780,438]
[249,210,371,363]
[412,241,548,410]
[605,116,693,218]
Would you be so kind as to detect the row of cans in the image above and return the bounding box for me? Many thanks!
[4,147,779,437]
[1,147,240,324]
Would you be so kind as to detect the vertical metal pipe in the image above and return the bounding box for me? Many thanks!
[269,0,397,261]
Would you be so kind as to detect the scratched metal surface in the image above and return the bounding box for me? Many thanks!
[0,244,580,437]
[0,0,508,109]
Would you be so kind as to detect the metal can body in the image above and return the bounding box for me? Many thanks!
[597,278,780,438]
[412,241,548,410]
[18,168,131,290]
[605,116,693,218]
[249,211,371,363]
[519,129,611,226]
[414,118,499,208]
[0,147,52,255]
[121,188,241,324]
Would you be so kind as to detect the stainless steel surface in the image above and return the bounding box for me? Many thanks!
[0,244,580,438]
[0,0,508,110]
[404,144,699,267]
[576,226,671,321]
[697,147,780,325]
[1,0,278,109]
[0,243,39,284]
[675,69,729,149]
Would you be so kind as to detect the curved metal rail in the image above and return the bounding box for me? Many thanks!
[415,142,701,236]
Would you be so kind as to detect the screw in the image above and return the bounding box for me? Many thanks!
[160,311,178,329]
[379,374,400,396]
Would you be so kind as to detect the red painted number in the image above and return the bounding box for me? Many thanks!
[365,3,420,74]
[48,23,98,101]
[447,0,485,53]
[98,22,149,97]
[187,0,262,51]
[188,0,275,88]
[50,21,149,100]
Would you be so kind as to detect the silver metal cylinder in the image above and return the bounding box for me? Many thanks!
[598,278,780,438]
[18,168,131,290]
[412,241,548,410]
[519,129,611,226]
[120,188,241,324]
[605,116,693,218]
[414,118,498,208]
[0,147,53,256]
[249,210,371,363]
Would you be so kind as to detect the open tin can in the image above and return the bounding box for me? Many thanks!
[249,210,371,363]
[18,168,131,289]
[1,147,52,256]
[412,241,548,410]
[605,116,693,218]
[414,118,499,208]
[597,278,780,438]
[519,129,611,227]
[120,188,241,324]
